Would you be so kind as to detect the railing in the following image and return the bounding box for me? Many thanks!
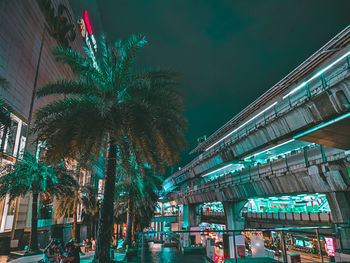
[202,211,225,217]
[170,145,346,200]
[242,212,332,223]
[169,49,350,182]
[137,225,350,263]
[203,48,350,155]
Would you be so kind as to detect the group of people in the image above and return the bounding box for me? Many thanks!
[82,237,96,252]
[42,238,80,263]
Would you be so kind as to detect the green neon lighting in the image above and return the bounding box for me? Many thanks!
[244,139,295,160]
[283,50,350,99]
[205,102,277,151]
[293,112,350,139]
[201,163,233,177]
[205,48,350,153]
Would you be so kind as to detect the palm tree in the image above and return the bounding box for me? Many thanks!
[55,177,98,241]
[115,167,163,246]
[0,151,64,251]
[33,34,187,262]
[37,0,76,48]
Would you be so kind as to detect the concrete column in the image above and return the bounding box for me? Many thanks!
[223,201,246,258]
[182,204,196,229]
[326,191,350,252]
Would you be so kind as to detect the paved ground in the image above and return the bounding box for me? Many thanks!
[0,251,126,262]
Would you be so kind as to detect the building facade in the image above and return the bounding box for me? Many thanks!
[0,0,95,251]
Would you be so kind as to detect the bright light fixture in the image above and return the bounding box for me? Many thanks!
[294,112,350,139]
[283,50,350,99]
[201,163,233,177]
[205,102,278,151]
[244,139,295,160]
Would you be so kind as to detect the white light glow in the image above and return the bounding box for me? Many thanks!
[201,163,233,177]
[244,139,295,160]
[283,50,350,99]
[205,102,278,151]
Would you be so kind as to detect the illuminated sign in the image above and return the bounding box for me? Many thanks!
[325,237,335,256]
[79,10,98,69]
[84,10,92,35]
[79,18,86,38]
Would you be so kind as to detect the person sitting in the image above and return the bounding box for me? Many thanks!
[91,238,96,250]
[43,239,59,263]
[84,238,91,253]
[59,241,80,263]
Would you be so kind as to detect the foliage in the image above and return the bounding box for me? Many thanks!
[0,151,60,199]
[33,33,187,261]
[115,166,163,239]
[33,34,187,173]
[55,179,98,220]
[36,0,76,48]
[0,150,66,251]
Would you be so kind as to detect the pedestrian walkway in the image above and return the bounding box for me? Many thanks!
[0,251,126,263]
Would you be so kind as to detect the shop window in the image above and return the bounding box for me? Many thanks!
[17,123,27,159]
[5,120,18,156]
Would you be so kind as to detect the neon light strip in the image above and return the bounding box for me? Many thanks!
[244,139,295,160]
[205,49,350,152]
[205,102,278,151]
[293,112,350,139]
[84,10,92,35]
[201,164,233,177]
[283,50,350,99]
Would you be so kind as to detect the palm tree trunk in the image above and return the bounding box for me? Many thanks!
[131,210,136,242]
[72,201,77,240]
[125,198,133,247]
[95,139,117,262]
[30,192,39,251]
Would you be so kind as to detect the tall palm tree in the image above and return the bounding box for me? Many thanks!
[0,151,65,251]
[33,34,187,262]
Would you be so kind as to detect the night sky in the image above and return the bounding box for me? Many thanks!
[71,0,350,169]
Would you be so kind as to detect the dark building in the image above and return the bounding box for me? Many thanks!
[0,0,96,251]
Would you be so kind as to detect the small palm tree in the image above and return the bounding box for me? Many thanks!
[116,168,163,246]
[0,151,62,251]
[55,179,98,241]
[33,34,187,262]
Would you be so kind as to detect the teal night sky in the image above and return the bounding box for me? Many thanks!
[71,0,350,168]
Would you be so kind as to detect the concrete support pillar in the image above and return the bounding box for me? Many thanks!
[223,201,246,258]
[326,191,350,252]
[182,204,196,229]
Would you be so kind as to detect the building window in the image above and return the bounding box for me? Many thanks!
[5,119,18,156]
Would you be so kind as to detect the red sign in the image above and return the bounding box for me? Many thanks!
[84,10,92,35]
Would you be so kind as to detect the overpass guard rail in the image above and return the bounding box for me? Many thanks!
[169,145,348,201]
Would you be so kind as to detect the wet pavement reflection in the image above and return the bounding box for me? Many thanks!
[141,243,209,263]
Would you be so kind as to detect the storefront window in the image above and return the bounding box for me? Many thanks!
[5,119,18,156]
